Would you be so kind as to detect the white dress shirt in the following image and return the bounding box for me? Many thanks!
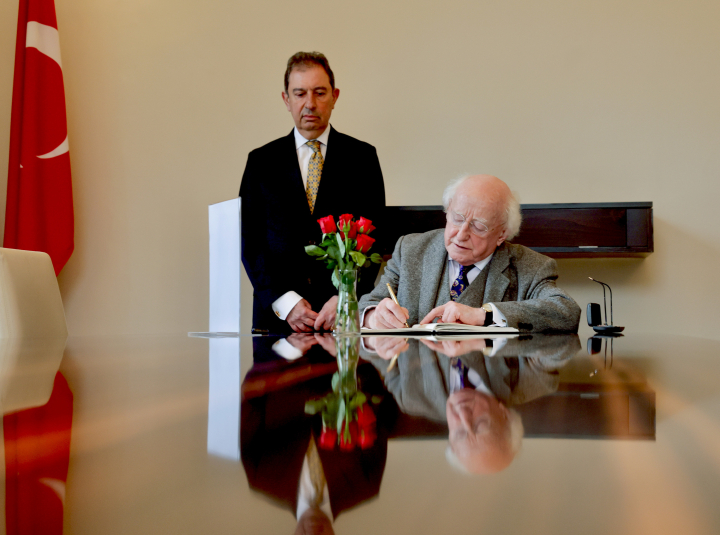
[296,454,332,521]
[272,126,332,321]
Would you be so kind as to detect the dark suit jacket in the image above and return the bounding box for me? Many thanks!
[240,338,389,519]
[240,127,386,331]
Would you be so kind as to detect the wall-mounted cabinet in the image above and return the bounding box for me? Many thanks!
[384,202,653,258]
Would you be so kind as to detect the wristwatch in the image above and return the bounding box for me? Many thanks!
[481,303,493,326]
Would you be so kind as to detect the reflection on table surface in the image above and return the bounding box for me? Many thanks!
[1,335,70,535]
[4,332,720,534]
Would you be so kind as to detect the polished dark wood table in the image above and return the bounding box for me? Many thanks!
[4,330,720,534]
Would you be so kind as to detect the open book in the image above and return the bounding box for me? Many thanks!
[361,322,519,335]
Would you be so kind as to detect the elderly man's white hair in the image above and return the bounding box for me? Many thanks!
[441,174,522,241]
[445,407,524,474]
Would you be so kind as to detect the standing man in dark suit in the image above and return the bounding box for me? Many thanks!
[240,51,386,334]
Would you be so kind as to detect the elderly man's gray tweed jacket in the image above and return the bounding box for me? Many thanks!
[362,335,581,422]
[358,229,581,332]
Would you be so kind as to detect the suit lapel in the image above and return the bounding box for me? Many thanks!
[461,354,493,392]
[419,232,449,318]
[457,264,487,306]
[282,130,311,216]
[483,243,510,303]
[485,357,516,402]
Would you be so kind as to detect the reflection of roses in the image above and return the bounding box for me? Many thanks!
[307,393,378,452]
[359,428,376,449]
[317,215,337,234]
[339,421,358,451]
[319,428,337,450]
[356,404,376,426]
[356,234,375,253]
[356,217,375,235]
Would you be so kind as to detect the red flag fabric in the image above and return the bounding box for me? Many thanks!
[4,0,74,275]
[4,372,74,535]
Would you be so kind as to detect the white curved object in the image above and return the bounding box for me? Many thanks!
[0,248,68,339]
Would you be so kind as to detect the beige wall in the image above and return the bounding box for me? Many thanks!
[1,0,719,338]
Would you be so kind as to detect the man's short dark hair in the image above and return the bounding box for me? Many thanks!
[284,51,335,93]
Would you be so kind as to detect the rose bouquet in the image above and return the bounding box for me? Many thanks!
[305,214,382,289]
[305,372,379,451]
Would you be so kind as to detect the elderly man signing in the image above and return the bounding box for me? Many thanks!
[359,175,580,332]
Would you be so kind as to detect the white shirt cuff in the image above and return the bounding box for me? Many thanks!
[272,338,304,361]
[360,305,377,328]
[272,291,303,321]
[488,303,508,326]
[485,336,507,357]
[359,306,379,353]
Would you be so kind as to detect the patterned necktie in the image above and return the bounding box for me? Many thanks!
[451,357,469,389]
[450,264,472,301]
[306,435,326,507]
[306,140,324,214]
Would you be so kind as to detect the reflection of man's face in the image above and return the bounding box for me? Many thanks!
[282,65,339,140]
[294,507,335,535]
[446,389,514,473]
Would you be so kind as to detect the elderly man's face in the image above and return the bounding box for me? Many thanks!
[446,388,513,473]
[282,65,339,140]
[444,189,506,266]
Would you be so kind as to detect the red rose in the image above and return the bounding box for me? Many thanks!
[339,221,358,240]
[356,217,375,235]
[319,428,337,450]
[339,436,354,451]
[356,404,376,427]
[356,234,375,253]
[317,215,337,234]
[338,214,354,227]
[339,423,356,451]
[358,429,376,449]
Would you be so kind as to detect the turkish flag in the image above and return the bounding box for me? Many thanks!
[4,0,74,276]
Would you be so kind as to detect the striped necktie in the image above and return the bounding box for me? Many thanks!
[450,264,472,301]
[306,140,324,213]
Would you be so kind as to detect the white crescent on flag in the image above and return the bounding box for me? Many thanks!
[26,21,62,68]
[37,134,69,159]
[25,21,69,159]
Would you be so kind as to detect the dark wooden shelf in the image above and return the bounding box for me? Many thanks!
[383,202,653,258]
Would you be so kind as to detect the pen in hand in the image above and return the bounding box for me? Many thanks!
[386,283,410,328]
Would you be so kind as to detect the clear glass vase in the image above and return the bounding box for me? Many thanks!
[334,269,360,334]
[335,335,360,395]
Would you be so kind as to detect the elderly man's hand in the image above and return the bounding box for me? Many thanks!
[287,299,319,332]
[314,296,338,331]
[420,301,485,326]
[364,336,410,360]
[365,298,409,329]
